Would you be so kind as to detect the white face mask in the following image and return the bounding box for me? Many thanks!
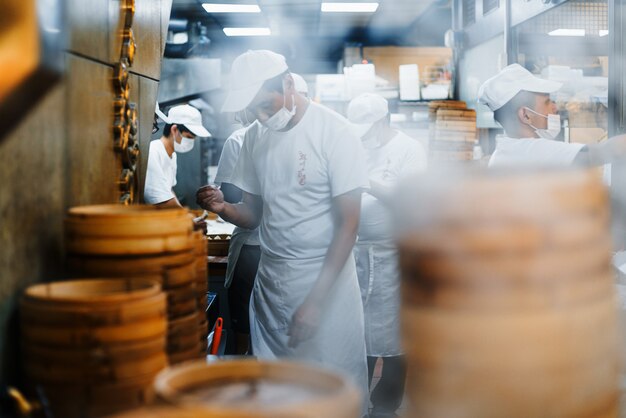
[524,107,561,140]
[174,132,195,153]
[361,126,383,149]
[262,86,296,131]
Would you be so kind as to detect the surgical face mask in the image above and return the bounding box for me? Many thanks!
[360,122,384,149]
[524,107,561,140]
[174,132,195,153]
[261,87,296,131]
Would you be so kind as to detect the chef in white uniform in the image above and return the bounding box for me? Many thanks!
[145,104,210,207]
[196,50,370,415]
[478,64,626,167]
[214,74,309,355]
[348,93,426,418]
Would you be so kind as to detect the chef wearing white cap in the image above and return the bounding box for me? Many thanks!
[214,74,311,355]
[145,104,210,208]
[478,64,626,167]
[348,93,426,418]
[196,50,370,414]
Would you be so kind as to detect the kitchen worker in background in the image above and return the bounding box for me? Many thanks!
[348,93,427,418]
[196,50,370,415]
[144,104,210,207]
[214,74,310,355]
[478,64,626,167]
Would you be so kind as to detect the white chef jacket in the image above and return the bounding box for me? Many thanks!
[355,131,426,357]
[144,140,177,204]
[489,136,585,167]
[230,101,370,414]
[215,124,261,288]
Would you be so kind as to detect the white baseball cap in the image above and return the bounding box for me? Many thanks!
[160,104,211,137]
[222,50,289,113]
[477,64,562,111]
[291,73,308,95]
[347,93,389,137]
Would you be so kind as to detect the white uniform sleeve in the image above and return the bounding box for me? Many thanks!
[214,136,243,186]
[400,140,428,176]
[144,145,175,204]
[327,126,370,197]
[231,131,262,196]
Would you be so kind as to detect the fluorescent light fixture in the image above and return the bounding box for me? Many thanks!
[599,30,609,37]
[548,28,585,37]
[223,27,271,36]
[321,2,379,12]
[203,3,261,13]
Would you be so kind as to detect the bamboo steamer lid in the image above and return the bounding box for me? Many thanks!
[22,278,161,305]
[66,205,192,237]
[154,360,361,418]
[21,291,166,326]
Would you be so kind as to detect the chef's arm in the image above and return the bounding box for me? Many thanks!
[575,134,626,166]
[154,194,182,209]
[306,189,362,304]
[367,180,394,207]
[214,191,263,230]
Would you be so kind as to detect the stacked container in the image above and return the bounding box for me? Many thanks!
[65,205,206,364]
[21,278,167,417]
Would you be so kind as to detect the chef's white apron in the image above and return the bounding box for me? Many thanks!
[249,251,369,415]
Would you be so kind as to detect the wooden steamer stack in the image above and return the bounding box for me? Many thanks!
[428,100,477,162]
[397,169,621,418]
[20,279,167,417]
[65,205,207,364]
[107,360,362,418]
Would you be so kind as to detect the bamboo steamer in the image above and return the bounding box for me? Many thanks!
[21,278,169,418]
[105,406,207,418]
[66,205,193,255]
[168,345,204,364]
[67,251,196,277]
[23,278,161,304]
[41,373,158,418]
[21,289,167,326]
[397,168,621,418]
[66,204,192,237]
[22,336,166,365]
[153,360,361,418]
[24,351,168,383]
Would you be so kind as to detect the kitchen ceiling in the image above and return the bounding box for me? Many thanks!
[169,0,451,71]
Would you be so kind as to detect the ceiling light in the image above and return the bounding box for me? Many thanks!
[548,29,585,37]
[599,30,609,37]
[203,3,261,13]
[321,2,379,13]
[223,27,271,36]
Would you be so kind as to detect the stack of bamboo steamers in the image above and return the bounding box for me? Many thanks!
[20,278,168,417]
[65,205,209,364]
[21,205,210,417]
[428,100,477,162]
[396,168,621,418]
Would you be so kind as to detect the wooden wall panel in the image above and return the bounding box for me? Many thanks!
[132,0,163,79]
[66,55,119,206]
[67,0,111,62]
[0,83,66,382]
[137,76,160,200]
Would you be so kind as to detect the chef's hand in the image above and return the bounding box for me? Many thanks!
[193,218,207,234]
[287,298,322,348]
[196,185,225,214]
